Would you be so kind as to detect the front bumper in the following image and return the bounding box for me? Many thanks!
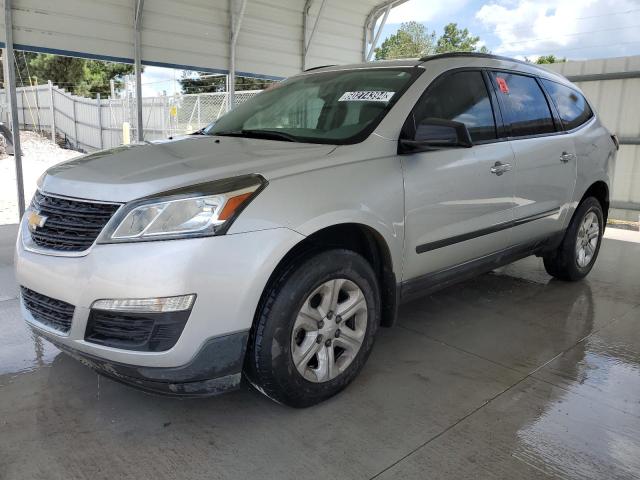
[40,328,249,396]
[15,220,304,390]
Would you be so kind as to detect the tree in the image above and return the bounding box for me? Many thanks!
[435,23,488,54]
[179,72,275,94]
[1,51,134,97]
[535,55,567,64]
[375,22,487,61]
[375,21,436,60]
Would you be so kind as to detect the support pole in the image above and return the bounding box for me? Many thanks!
[366,4,391,61]
[197,94,201,127]
[4,0,25,219]
[32,81,41,133]
[363,1,400,62]
[302,0,327,70]
[72,96,78,149]
[48,80,55,142]
[161,92,166,138]
[96,93,103,150]
[228,0,247,111]
[134,0,144,142]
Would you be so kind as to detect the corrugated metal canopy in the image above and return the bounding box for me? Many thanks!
[0,0,407,79]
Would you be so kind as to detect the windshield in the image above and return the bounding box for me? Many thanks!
[203,68,421,144]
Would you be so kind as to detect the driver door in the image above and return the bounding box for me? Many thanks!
[401,69,516,286]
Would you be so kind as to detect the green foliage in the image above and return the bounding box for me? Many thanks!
[435,23,486,54]
[534,55,567,64]
[179,72,274,94]
[375,22,488,61]
[1,51,134,97]
[375,21,436,60]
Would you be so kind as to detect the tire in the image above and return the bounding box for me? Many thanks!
[244,249,380,408]
[543,197,604,281]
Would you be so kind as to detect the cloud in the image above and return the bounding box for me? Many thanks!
[387,0,472,24]
[141,66,180,97]
[475,0,640,59]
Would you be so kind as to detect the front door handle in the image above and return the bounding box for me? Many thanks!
[560,152,576,163]
[490,161,512,176]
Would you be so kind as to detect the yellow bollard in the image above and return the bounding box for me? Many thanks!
[122,122,131,145]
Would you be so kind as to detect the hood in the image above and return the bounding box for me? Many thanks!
[40,136,336,202]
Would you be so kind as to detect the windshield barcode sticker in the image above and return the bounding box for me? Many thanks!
[338,91,395,102]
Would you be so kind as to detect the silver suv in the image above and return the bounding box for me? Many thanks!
[15,53,616,407]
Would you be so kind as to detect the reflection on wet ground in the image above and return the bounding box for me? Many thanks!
[1,224,639,480]
[0,299,61,377]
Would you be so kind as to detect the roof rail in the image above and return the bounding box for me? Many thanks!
[419,52,533,67]
[304,64,336,72]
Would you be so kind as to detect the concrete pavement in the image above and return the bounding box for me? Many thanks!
[1,223,639,480]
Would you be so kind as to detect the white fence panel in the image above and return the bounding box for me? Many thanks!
[0,85,262,152]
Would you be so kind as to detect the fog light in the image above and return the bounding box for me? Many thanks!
[91,294,196,313]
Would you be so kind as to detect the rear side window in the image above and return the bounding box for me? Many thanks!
[541,79,593,130]
[490,72,555,138]
[413,71,497,142]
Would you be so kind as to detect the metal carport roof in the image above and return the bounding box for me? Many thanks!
[0,0,407,218]
[0,0,407,78]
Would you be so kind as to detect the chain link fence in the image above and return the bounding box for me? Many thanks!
[0,85,262,152]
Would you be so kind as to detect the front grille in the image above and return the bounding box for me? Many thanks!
[29,191,120,252]
[85,310,190,352]
[21,287,75,333]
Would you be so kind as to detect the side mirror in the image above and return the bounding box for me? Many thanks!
[399,118,473,154]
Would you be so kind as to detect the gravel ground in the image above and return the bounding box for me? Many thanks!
[0,131,82,225]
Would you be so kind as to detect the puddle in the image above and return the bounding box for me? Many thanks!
[0,304,60,378]
[514,341,640,479]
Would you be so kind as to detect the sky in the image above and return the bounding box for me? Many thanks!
[141,0,640,96]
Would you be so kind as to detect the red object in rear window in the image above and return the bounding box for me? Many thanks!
[496,77,510,94]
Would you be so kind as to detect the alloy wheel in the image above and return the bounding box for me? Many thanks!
[575,211,600,268]
[291,278,368,383]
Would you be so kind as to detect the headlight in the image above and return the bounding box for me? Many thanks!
[99,174,266,243]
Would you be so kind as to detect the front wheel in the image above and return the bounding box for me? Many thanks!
[244,249,380,407]
[543,197,604,281]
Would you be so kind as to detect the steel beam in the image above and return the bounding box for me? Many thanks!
[134,0,144,141]
[4,0,25,220]
[363,0,407,61]
[302,0,327,71]
[611,201,640,212]
[228,0,248,111]
[566,70,640,83]
[366,4,390,61]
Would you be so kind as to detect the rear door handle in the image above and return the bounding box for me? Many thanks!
[560,152,576,163]
[490,161,512,176]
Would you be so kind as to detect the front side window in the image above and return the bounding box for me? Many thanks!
[204,68,420,144]
[412,70,497,143]
[490,72,555,138]
[541,79,593,130]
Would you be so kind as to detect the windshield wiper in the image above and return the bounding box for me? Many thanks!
[214,129,297,142]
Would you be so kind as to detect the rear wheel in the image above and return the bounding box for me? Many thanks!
[245,249,380,407]
[543,197,604,281]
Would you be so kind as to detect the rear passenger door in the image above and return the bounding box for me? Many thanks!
[488,71,577,244]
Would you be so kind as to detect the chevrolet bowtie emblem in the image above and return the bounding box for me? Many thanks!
[27,211,48,232]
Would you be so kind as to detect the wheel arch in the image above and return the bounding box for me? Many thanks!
[580,180,609,223]
[253,222,399,332]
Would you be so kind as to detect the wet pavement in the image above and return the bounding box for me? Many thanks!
[1,223,639,480]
